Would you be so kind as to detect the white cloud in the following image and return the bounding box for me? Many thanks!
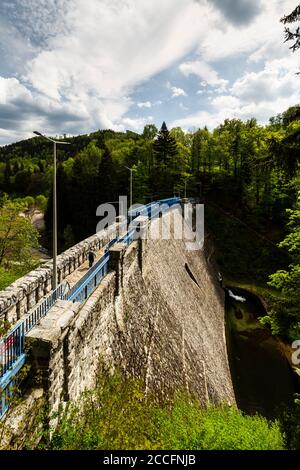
[169,85,187,98]
[0,0,208,142]
[25,1,201,109]
[198,0,297,62]
[0,75,92,144]
[248,39,287,64]
[179,60,228,92]
[137,101,152,108]
[121,115,153,131]
[137,100,162,108]
[172,52,300,130]
[0,77,31,104]
[0,0,299,143]
[231,58,298,103]
[211,95,240,108]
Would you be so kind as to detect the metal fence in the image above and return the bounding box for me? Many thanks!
[0,197,181,418]
[66,252,110,303]
[0,281,68,418]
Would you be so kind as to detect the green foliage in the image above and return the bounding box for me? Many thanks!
[263,192,300,338]
[205,203,289,283]
[0,362,36,449]
[48,372,284,451]
[160,402,283,450]
[0,197,39,271]
[142,124,158,141]
[97,146,117,204]
[0,317,11,337]
[35,194,48,211]
[151,122,179,197]
[0,266,26,290]
[1,108,300,347]
[23,196,35,209]
[153,121,178,163]
[279,395,300,450]
[63,224,76,250]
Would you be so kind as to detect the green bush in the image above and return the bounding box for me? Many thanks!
[35,194,48,211]
[48,372,284,451]
[23,196,35,209]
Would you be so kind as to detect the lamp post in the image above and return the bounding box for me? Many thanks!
[125,166,133,210]
[33,131,70,290]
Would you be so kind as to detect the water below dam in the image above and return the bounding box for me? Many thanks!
[225,286,298,419]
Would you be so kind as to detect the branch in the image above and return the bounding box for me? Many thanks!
[281,5,300,24]
[283,27,300,52]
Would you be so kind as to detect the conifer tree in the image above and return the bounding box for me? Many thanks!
[153,122,177,164]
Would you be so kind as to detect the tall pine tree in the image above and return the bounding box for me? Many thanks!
[151,122,178,197]
[153,122,177,164]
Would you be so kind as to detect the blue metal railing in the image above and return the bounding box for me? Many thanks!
[66,252,110,303]
[0,281,68,417]
[0,196,181,418]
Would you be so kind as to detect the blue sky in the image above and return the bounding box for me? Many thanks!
[0,0,299,144]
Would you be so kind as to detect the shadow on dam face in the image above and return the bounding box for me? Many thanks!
[184,263,200,288]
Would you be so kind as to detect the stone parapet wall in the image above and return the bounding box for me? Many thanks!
[0,223,119,325]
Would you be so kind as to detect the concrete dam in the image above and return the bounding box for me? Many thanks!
[0,201,235,445]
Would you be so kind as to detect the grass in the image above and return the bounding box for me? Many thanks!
[44,371,284,451]
[0,267,25,291]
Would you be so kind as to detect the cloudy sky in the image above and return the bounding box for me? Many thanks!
[0,0,299,144]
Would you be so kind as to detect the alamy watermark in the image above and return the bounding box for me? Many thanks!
[96,196,204,252]
[292,340,300,365]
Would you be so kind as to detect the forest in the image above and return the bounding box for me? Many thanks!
[1,104,300,342]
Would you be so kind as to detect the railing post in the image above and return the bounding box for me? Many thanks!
[116,215,127,239]
[109,243,127,296]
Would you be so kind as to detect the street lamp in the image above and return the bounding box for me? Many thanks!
[125,166,134,210]
[33,131,70,290]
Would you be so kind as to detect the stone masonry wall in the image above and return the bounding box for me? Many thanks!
[0,222,120,324]
[25,207,235,421]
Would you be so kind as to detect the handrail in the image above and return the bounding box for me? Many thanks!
[0,282,68,378]
[66,252,110,303]
[0,281,69,418]
[0,196,181,418]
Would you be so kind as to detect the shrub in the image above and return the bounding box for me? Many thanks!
[35,195,48,211]
[48,372,284,451]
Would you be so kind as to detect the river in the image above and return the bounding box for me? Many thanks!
[225,286,298,419]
